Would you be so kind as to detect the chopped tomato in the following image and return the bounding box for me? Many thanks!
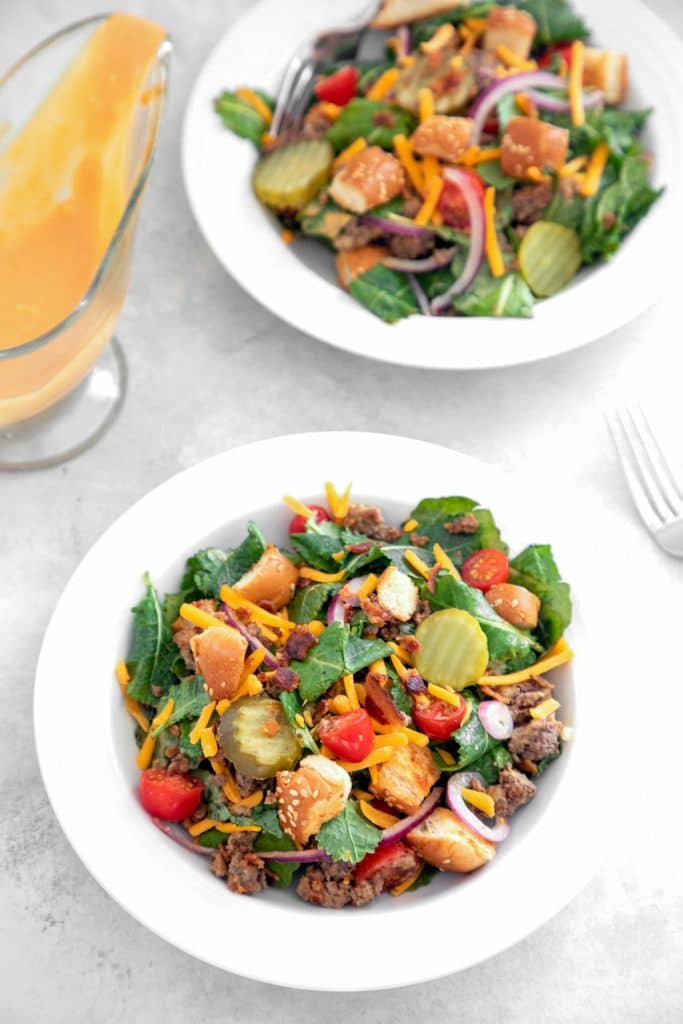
[139,769,203,822]
[437,168,486,230]
[461,548,509,592]
[318,708,373,762]
[413,697,466,741]
[539,44,574,69]
[288,503,330,535]
[313,65,359,106]
[353,840,419,888]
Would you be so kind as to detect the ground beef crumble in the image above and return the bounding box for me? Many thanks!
[443,513,479,534]
[343,503,401,542]
[511,183,553,225]
[508,718,561,765]
[494,677,553,724]
[281,627,318,663]
[487,765,536,817]
[296,861,382,908]
[211,834,267,895]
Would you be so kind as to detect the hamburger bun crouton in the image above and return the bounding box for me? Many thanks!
[376,566,419,622]
[483,6,537,60]
[583,48,628,105]
[275,755,352,846]
[371,0,469,30]
[232,545,298,610]
[370,742,440,815]
[485,583,540,629]
[500,117,569,179]
[329,146,405,214]
[190,625,248,702]
[411,115,473,163]
[336,245,389,290]
[407,806,496,872]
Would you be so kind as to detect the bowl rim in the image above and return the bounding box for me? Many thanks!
[33,432,612,990]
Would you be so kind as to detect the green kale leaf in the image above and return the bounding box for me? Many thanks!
[508,543,572,648]
[516,0,588,44]
[343,634,392,673]
[213,89,274,146]
[298,195,354,246]
[452,268,535,319]
[279,691,319,754]
[163,675,210,728]
[127,574,174,705]
[326,98,416,152]
[291,622,347,702]
[349,264,419,323]
[408,496,507,566]
[254,831,298,886]
[181,521,267,599]
[288,581,338,624]
[153,720,204,769]
[316,800,382,863]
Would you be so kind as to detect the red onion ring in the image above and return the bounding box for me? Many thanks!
[446,773,510,843]
[362,214,435,238]
[221,605,279,668]
[382,247,455,274]
[526,87,603,114]
[377,786,443,847]
[258,847,332,863]
[151,817,214,857]
[407,273,432,316]
[429,166,485,314]
[478,700,514,740]
[470,70,567,143]
[327,574,367,625]
[396,25,411,58]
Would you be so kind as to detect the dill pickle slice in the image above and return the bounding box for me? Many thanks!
[218,695,302,779]
[414,609,488,691]
[518,221,582,297]
[252,139,334,212]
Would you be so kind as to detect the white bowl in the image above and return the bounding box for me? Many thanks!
[182,0,683,370]
[34,432,609,989]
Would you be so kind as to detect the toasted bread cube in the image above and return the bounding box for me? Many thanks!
[233,545,298,611]
[329,146,405,215]
[485,583,540,629]
[370,742,440,815]
[407,806,496,872]
[275,755,352,845]
[500,116,569,179]
[583,48,628,105]
[190,625,248,702]
[411,115,473,163]
[376,566,419,622]
[483,6,537,60]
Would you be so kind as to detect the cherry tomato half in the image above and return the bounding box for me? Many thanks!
[461,548,509,592]
[353,840,419,888]
[313,65,359,106]
[413,698,467,741]
[538,43,574,70]
[437,168,486,230]
[288,503,331,535]
[139,769,204,822]
[318,708,373,763]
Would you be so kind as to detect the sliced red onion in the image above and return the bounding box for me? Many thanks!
[526,87,603,114]
[258,847,332,863]
[430,166,485,314]
[407,274,431,316]
[221,606,279,668]
[405,671,427,694]
[396,25,411,58]
[378,786,443,847]
[382,247,455,274]
[446,772,511,843]
[470,70,566,144]
[478,700,514,740]
[328,575,367,624]
[362,214,435,238]
[151,817,214,857]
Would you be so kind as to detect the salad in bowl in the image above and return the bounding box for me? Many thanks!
[213,0,660,323]
[119,483,573,908]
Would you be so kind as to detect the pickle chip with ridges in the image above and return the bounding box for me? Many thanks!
[252,139,334,212]
[414,609,488,691]
[518,221,582,297]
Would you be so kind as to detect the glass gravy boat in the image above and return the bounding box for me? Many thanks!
[0,16,171,469]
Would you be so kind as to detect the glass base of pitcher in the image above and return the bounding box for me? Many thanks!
[0,338,127,471]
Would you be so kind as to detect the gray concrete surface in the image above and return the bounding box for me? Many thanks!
[2,1,682,1021]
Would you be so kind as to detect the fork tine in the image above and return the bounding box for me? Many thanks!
[617,408,673,524]
[280,61,316,134]
[272,54,306,136]
[633,402,683,511]
[608,410,663,532]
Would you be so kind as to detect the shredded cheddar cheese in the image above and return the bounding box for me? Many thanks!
[560,155,588,177]
[303,708,314,728]
[484,186,506,277]
[236,87,272,126]
[515,93,537,117]
[418,87,435,124]
[359,799,400,828]
[450,54,464,71]
[427,682,464,708]
[135,697,175,770]
[354,574,376,601]
[569,41,586,126]
[116,660,130,687]
[189,701,216,745]
[404,548,431,579]
[387,641,412,665]
[581,142,609,197]
[216,699,231,716]
[188,818,219,837]
[389,653,411,682]
[331,551,345,562]
[283,494,315,519]
[298,566,346,583]
[399,54,416,68]
[369,659,386,676]
[319,101,341,121]
[199,727,218,758]
[403,518,419,533]
[244,648,266,677]
[393,133,424,194]
[236,790,264,808]
[526,166,552,185]
[124,698,151,734]
[462,787,495,817]
[421,23,456,53]
[337,746,394,772]
[222,768,243,804]
[333,136,366,171]
[332,694,353,715]
[261,131,274,147]
[343,673,360,710]
[373,731,409,749]
[295,712,306,728]
[325,480,352,522]
[368,764,380,785]
[220,586,296,631]
[496,45,536,70]
[435,746,456,765]
[480,638,573,686]
[215,822,261,834]
[391,866,423,896]
[355,683,366,706]
[280,228,294,244]
[367,67,400,101]
[246,676,263,696]
[433,543,460,579]
[530,698,561,720]
[209,757,227,775]
[179,602,227,632]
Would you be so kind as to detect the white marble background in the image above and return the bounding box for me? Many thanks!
[2,1,682,1020]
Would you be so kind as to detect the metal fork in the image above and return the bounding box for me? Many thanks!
[608,403,683,556]
[271,0,380,137]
